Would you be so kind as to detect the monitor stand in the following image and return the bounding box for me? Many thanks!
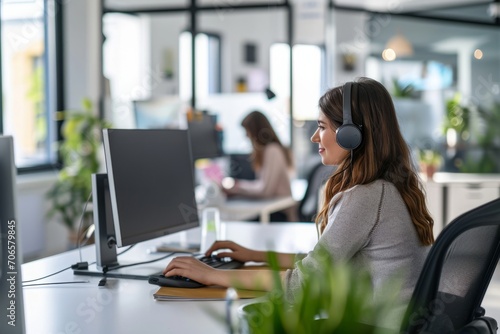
[151,231,200,253]
[73,262,163,280]
[73,174,164,280]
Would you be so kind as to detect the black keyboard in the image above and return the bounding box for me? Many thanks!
[196,255,244,269]
[148,256,243,288]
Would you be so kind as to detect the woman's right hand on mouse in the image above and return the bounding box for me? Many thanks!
[205,240,265,263]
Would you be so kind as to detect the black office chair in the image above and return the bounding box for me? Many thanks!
[401,198,500,334]
[298,162,335,222]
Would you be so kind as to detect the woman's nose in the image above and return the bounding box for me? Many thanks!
[311,128,319,143]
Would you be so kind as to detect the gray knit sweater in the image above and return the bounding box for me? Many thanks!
[284,179,430,327]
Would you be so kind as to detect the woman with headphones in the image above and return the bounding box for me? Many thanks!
[163,77,434,327]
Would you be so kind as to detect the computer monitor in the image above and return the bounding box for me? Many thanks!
[133,97,186,130]
[74,129,199,280]
[188,113,223,160]
[229,153,255,180]
[0,136,26,334]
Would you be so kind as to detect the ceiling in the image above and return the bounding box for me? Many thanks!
[103,0,500,62]
[104,0,492,14]
[334,0,492,14]
[326,0,499,63]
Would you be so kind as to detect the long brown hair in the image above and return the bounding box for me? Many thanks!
[315,78,434,246]
[241,111,292,170]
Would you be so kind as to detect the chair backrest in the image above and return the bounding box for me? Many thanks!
[298,162,335,222]
[402,198,500,333]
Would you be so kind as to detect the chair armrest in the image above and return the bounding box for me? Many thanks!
[457,317,498,334]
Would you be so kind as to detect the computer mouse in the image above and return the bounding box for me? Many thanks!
[148,274,205,288]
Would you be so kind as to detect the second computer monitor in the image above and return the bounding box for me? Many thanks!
[103,129,199,248]
[188,114,223,160]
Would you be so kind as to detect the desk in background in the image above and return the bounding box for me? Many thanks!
[213,179,307,223]
[423,173,500,237]
[219,196,297,223]
[21,222,317,334]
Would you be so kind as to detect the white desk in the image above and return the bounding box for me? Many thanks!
[214,179,307,223]
[219,196,297,223]
[21,222,317,334]
[422,173,500,236]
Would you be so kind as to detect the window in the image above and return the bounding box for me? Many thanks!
[1,0,59,169]
[270,43,325,120]
[179,31,221,101]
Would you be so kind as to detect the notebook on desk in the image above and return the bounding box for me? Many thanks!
[153,286,266,301]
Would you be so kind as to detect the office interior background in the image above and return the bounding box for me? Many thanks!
[2,0,500,261]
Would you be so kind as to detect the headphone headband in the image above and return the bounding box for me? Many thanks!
[342,82,353,124]
[336,82,362,150]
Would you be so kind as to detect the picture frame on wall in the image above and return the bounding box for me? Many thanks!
[244,43,257,64]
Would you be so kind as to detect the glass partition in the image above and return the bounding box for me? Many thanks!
[103,13,190,128]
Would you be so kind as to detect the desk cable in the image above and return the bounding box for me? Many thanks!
[22,245,136,287]
[97,251,176,287]
[103,251,176,273]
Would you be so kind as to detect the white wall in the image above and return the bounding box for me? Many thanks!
[17,172,71,261]
[150,14,190,96]
[146,9,287,97]
[329,9,371,86]
[199,9,287,93]
[64,0,102,111]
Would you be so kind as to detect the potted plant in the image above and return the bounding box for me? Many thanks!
[458,103,500,173]
[443,94,470,141]
[46,98,111,246]
[417,149,442,180]
[391,77,415,99]
[236,248,400,334]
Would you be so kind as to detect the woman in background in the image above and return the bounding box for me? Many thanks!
[223,110,296,222]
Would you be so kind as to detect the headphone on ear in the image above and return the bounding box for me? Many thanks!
[336,82,362,150]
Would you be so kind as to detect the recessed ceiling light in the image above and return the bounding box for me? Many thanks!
[474,49,483,60]
[382,48,396,61]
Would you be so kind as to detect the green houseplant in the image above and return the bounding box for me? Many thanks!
[459,103,500,173]
[46,98,111,239]
[237,248,400,334]
[417,149,442,179]
[391,78,415,99]
[442,94,500,173]
[443,93,471,143]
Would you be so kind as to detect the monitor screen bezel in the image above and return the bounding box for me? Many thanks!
[0,135,26,334]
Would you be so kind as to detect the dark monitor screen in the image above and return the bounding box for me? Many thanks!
[103,129,199,247]
[188,114,223,160]
[229,153,255,180]
[0,136,26,334]
[0,136,17,242]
